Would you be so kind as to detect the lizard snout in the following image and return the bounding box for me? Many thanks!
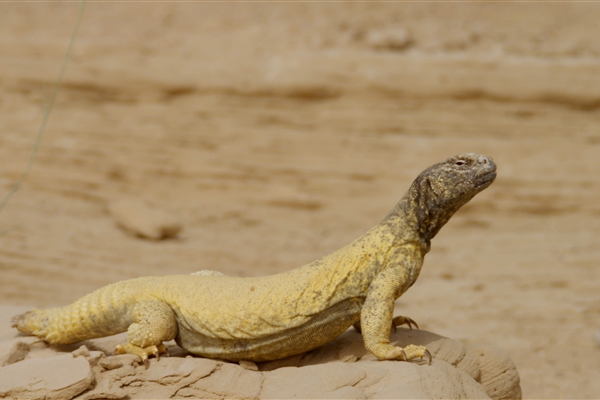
[476,155,497,177]
[471,154,496,189]
[477,154,495,170]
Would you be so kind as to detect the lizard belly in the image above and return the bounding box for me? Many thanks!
[174,297,364,362]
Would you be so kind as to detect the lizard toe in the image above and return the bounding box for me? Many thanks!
[401,344,430,364]
[424,349,432,365]
[144,343,169,360]
[114,342,166,365]
[391,315,420,331]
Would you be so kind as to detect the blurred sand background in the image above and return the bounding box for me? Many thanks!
[0,2,599,398]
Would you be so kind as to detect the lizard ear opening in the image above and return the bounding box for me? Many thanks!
[419,175,438,207]
[414,175,433,231]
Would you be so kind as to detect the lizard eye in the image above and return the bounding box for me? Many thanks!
[455,160,466,166]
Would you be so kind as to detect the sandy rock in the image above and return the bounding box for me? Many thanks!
[26,340,71,360]
[470,344,522,400]
[108,198,182,240]
[79,355,140,400]
[390,329,482,382]
[239,359,259,370]
[97,331,507,399]
[455,344,483,383]
[72,344,91,358]
[261,362,366,399]
[410,360,489,399]
[80,356,219,400]
[176,361,263,399]
[257,329,520,399]
[78,355,138,399]
[87,351,106,367]
[361,360,489,399]
[71,344,105,366]
[260,329,473,371]
[256,329,493,399]
[80,332,127,355]
[0,336,40,366]
[132,357,219,399]
[98,354,140,371]
[0,354,94,400]
[0,303,521,400]
[259,359,489,399]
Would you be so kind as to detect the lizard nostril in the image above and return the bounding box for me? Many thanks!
[478,155,489,165]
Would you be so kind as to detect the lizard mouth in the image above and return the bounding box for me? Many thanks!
[474,170,497,189]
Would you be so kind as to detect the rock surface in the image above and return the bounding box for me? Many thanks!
[0,306,520,400]
[0,336,40,366]
[0,354,94,400]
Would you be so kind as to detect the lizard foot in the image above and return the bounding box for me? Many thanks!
[391,315,419,332]
[400,344,431,364]
[114,342,169,365]
[370,343,432,364]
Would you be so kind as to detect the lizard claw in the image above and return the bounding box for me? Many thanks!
[146,343,170,361]
[391,315,419,332]
[113,342,168,365]
[151,346,160,360]
[406,317,419,330]
[423,349,432,365]
[154,343,170,360]
[396,344,430,364]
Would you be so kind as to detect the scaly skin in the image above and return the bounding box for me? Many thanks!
[12,153,496,364]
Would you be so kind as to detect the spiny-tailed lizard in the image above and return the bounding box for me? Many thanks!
[13,153,496,364]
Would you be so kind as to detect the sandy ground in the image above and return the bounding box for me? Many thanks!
[0,3,599,398]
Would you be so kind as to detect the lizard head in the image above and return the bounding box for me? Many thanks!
[411,153,496,241]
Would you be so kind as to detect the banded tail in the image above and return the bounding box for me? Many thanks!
[11,279,138,344]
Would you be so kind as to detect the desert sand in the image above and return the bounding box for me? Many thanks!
[0,2,599,398]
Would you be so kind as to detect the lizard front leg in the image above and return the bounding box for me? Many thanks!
[353,315,419,333]
[114,300,177,364]
[361,266,431,364]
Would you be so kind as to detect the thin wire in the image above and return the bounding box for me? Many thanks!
[0,0,86,218]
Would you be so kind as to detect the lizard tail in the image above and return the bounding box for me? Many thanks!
[11,309,61,342]
[12,281,134,344]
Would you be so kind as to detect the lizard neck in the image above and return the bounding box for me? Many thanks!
[378,201,427,253]
[383,173,466,247]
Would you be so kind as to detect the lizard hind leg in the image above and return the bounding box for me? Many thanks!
[114,300,177,364]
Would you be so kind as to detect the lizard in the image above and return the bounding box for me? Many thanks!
[12,152,496,365]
